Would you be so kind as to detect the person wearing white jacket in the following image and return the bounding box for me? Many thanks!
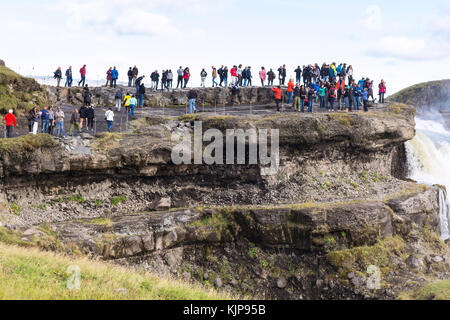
[105,108,114,132]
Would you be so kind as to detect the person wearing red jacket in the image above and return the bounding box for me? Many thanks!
[230,66,238,86]
[79,65,87,87]
[287,79,295,104]
[271,86,282,112]
[3,109,17,138]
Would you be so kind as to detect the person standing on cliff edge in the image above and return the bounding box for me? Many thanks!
[111,67,119,88]
[132,66,138,86]
[65,66,73,87]
[378,80,386,104]
[3,110,17,138]
[79,65,86,87]
[54,67,62,87]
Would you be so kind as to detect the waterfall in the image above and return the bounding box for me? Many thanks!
[405,112,450,240]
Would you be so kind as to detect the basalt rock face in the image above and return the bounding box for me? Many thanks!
[0,102,448,300]
[45,85,280,108]
[0,60,5,67]
[390,79,450,111]
[389,79,450,130]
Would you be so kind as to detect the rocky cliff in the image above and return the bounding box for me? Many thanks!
[390,79,450,111]
[0,99,448,300]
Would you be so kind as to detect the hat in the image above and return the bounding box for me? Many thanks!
[8,109,13,114]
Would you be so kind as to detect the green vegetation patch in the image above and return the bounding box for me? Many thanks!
[399,279,450,300]
[0,66,48,116]
[67,195,85,203]
[91,132,123,153]
[111,196,126,206]
[0,243,230,300]
[328,113,353,128]
[76,218,113,227]
[326,236,406,275]
[0,134,58,154]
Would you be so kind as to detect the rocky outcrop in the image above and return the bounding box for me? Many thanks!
[20,186,450,299]
[0,106,416,226]
[390,79,450,111]
[0,60,5,67]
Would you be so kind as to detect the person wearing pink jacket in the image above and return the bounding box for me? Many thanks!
[259,67,267,87]
[378,80,387,104]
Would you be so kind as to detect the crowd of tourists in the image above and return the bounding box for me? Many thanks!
[53,63,386,104]
[2,62,388,138]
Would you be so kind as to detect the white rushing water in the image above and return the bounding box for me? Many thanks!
[405,111,450,240]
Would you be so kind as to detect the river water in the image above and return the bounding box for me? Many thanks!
[406,111,450,240]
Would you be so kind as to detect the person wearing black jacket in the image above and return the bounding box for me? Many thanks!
[132,66,139,86]
[135,75,145,95]
[54,67,62,87]
[86,106,95,131]
[151,71,160,91]
[300,85,307,112]
[246,67,252,87]
[79,105,88,130]
[223,66,228,86]
[187,90,197,114]
[267,69,275,86]
[294,66,302,84]
[127,67,133,87]
[278,65,286,85]
[65,67,73,87]
[138,83,146,107]
[161,70,168,91]
[83,85,92,106]
[218,66,224,86]
[27,107,37,133]
[293,83,301,112]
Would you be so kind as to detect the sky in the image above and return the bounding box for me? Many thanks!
[1,0,450,94]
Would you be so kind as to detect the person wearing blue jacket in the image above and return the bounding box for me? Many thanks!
[111,67,119,88]
[337,64,343,76]
[329,67,335,82]
[352,85,361,111]
[362,88,369,112]
[40,106,50,133]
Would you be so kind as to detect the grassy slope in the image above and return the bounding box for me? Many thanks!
[398,279,450,300]
[0,66,48,116]
[0,243,230,300]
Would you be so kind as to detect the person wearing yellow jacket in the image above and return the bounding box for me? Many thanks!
[123,93,132,114]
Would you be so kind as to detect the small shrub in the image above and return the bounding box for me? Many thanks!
[111,196,126,206]
[67,195,84,203]
[9,203,20,215]
[94,200,103,207]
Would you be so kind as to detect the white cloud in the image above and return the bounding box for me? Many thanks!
[431,6,450,40]
[115,10,177,36]
[51,0,213,36]
[361,5,382,31]
[364,4,450,61]
[366,36,450,61]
